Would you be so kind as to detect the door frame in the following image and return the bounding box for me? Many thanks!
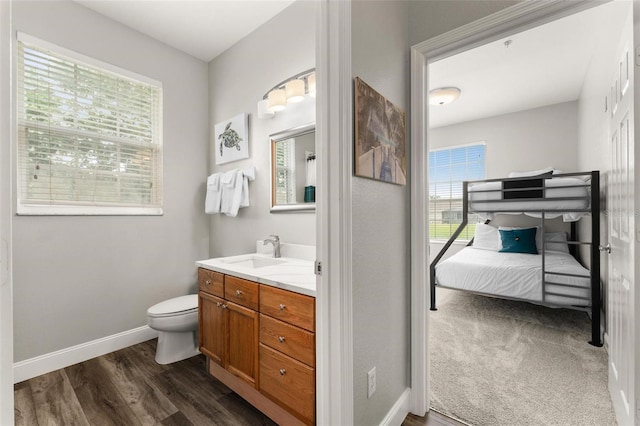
[315,1,354,425]
[0,0,13,424]
[409,0,628,417]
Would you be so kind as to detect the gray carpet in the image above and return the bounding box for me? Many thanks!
[430,288,617,426]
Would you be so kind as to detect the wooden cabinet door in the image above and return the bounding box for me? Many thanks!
[198,292,226,366]
[226,301,259,388]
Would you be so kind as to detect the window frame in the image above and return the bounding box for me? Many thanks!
[15,32,163,216]
[428,141,486,242]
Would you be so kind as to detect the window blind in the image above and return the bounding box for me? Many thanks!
[16,33,163,215]
[429,142,485,240]
[274,138,296,204]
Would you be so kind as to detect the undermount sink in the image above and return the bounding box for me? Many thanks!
[220,254,286,269]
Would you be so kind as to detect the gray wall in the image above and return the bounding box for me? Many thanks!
[208,1,316,257]
[351,1,410,424]
[12,1,210,361]
[430,101,580,179]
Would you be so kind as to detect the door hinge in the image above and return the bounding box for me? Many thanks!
[314,260,322,276]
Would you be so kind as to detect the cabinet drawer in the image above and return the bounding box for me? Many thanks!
[259,344,314,425]
[260,314,315,367]
[225,276,259,311]
[198,268,224,297]
[260,286,315,332]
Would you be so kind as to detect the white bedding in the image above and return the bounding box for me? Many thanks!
[468,177,590,222]
[435,247,591,306]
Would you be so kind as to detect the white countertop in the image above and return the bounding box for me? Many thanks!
[196,253,316,297]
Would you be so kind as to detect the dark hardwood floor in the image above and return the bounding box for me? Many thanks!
[15,339,463,425]
[14,339,276,426]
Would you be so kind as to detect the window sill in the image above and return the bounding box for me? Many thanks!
[17,204,163,216]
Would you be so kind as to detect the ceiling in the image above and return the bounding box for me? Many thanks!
[74,1,628,128]
[429,1,630,128]
[75,0,296,62]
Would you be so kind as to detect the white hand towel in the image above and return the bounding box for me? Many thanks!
[240,166,256,208]
[220,170,238,216]
[204,173,222,214]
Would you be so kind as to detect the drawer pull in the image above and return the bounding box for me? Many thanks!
[279,303,286,311]
[278,336,285,343]
[205,280,211,286]
[236,289,243,296]
[222,304,228,309]
[279,368,286,376]
[216,302,222,307]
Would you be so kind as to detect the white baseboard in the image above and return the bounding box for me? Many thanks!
[380,387,411,426]
[13,325,158,383]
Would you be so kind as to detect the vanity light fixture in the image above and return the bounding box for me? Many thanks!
[285,79,305,103]
[307,73,316,97]
[429,86,461,106]
[258,68,316,119]
[257,99,275,119]
[267,88,287,112]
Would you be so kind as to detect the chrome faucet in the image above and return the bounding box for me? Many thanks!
[263,235,281,258]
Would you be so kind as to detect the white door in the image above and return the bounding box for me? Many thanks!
[607,14,635,425]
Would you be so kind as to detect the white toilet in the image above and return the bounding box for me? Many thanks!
[146,294,200,364]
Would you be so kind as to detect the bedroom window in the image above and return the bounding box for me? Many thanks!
[429,142,485,241]
[16,33,163,215]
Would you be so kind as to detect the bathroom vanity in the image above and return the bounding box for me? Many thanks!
[196,247,315,426]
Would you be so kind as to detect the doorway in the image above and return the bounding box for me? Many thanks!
[410,1,637,424]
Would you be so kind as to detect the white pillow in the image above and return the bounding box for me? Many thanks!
[472,223,501,251]
[507,167,554,178]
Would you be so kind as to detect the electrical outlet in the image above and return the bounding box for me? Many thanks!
[367,367,376,398]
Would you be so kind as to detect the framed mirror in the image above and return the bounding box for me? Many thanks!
[270,123,316,212]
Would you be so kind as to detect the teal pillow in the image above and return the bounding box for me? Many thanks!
[499,228,538,254]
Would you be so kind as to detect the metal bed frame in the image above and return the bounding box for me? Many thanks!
[429,171,602,347]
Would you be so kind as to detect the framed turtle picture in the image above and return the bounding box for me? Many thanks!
[214,113,249,165]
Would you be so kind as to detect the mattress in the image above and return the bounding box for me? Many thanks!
[468,177,590,222]
[435,247,591,306]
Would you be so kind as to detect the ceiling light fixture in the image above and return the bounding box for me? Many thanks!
[429,87,461,106]
[258,68,316,119]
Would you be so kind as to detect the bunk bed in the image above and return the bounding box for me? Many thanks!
[429,170,602,347]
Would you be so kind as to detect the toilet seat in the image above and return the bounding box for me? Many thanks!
[147,294,198,318]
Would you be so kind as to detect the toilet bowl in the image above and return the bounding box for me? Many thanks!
[147,294,200,364]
